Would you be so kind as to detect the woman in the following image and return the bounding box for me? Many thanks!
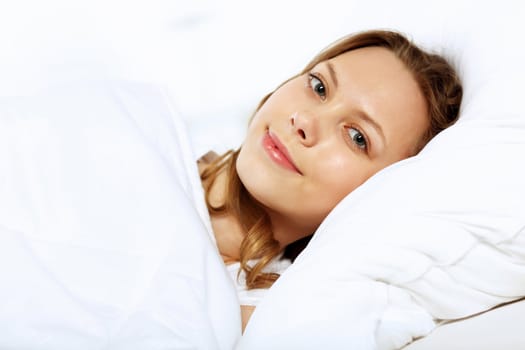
[199,29,463,330]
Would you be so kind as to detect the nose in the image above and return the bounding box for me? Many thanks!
[290,111,319,147]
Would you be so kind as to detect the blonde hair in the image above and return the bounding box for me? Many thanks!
[200,30,463,289]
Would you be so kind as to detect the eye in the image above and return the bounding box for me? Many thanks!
[347,127,368,151]
[308,74,327,100]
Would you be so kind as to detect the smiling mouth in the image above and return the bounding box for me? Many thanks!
[262,130,302,175]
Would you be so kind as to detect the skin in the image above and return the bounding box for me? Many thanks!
[205,46,429,331]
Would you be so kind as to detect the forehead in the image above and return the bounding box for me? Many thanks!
[328,46,415,98]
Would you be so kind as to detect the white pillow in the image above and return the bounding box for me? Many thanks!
[235,0,525,349]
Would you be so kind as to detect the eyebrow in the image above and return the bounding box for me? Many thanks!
[326,61,339,89]
[325,61,386,148]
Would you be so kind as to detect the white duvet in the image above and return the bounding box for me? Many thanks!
[0,81,241,349]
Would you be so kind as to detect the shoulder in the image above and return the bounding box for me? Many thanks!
[197,150,219,164]
[197,150,219,174]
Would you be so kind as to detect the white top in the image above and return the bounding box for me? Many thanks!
[226,256,292,306]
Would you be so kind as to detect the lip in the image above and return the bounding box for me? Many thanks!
[262,130,302,175]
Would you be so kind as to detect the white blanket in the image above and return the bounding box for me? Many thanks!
[0,81,241,349]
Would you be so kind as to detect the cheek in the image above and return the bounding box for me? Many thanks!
[310,152,373,198]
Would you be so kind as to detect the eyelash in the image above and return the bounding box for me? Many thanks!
[344,126,369,153]
[307,73,327,100]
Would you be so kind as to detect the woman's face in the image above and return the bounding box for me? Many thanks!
[236,46,428,246]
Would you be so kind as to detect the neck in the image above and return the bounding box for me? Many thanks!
[264,207,316,248]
